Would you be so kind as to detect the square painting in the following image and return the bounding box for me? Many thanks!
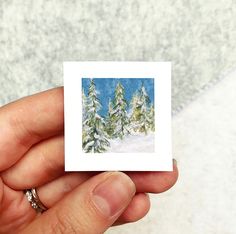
[82,78,155,153]
[64,62,172,171]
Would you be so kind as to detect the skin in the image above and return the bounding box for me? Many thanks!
[0,87,178,234]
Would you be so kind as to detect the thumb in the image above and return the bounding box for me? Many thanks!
[21,172,136,234]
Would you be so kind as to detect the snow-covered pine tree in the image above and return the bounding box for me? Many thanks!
[110,82,130,139]
[129,91,140,132]
[130,83,151,134]
[105,98,115,138]
[83,79,110,153]
[82,88,87,122]
[82,89,88,147]
[148,104,155,131]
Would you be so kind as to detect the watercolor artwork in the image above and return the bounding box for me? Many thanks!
[82,78,155,153]
[64,62,172,171]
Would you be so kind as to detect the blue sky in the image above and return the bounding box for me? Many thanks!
[82,78,154,116]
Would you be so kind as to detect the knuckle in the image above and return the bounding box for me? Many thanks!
[37,145,64,178]
[8,110,40,148]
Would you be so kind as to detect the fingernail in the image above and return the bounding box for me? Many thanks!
[173,158,177,166]
[92,172,135,217]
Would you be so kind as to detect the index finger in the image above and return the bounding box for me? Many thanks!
[0,87,64,171]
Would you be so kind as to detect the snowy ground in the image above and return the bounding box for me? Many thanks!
[106,132,155,153]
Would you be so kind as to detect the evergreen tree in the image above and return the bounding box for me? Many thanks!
[130,83,152,134]
[83,79,110,153]
[148,104,155,131]
[129,91,140,132]
[82,89,87,122]
[109,82,130,139]
[105,99,115,138]
[82,89,88,147]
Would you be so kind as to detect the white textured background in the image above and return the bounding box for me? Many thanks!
[108,69,236,234]
[1,0,236,111]
[1,1,236,233]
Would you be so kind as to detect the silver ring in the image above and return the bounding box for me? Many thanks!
[25,188,48,213]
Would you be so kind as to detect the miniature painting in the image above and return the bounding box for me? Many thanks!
[64,62,172,171]
[82,78,155,153]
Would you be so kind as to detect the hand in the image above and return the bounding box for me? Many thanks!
[0,87,178,234]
